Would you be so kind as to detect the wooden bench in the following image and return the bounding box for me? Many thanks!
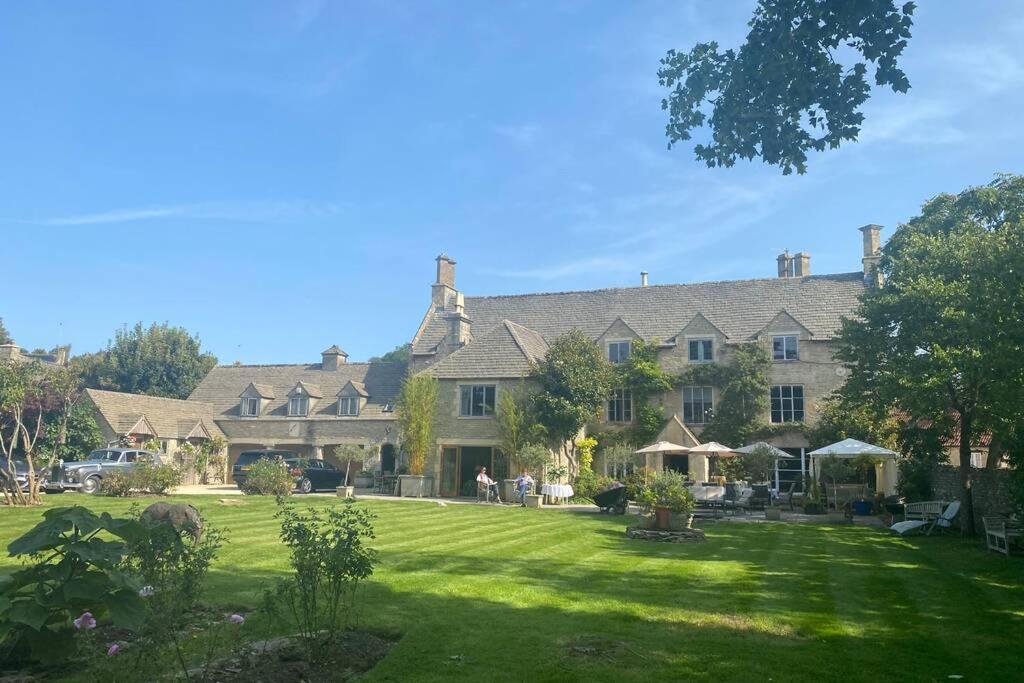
[983,517,1023,556]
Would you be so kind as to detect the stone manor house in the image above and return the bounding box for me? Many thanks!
[87,226,883,495]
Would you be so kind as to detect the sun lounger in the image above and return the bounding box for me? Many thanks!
[890,500,960,536]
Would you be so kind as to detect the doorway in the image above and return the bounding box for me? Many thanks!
[665,454,689,476]
[380,443,396,474]
[459,447,492,496]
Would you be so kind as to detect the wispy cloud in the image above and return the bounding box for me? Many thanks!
[941,45,1024,95]
[857,97,966,147]
[492,123,540,145]
[36,200,345,226]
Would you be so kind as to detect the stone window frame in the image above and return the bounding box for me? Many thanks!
[240,397,260,417]
[687,336,714,363]
[770,384,805,423]
[607,340,632,364]
[458,384,497,418]
[772,333,800,361]
[288,396,309,417]
[607,387,633,423]
[682,385,713,424]
[338,396,360,417]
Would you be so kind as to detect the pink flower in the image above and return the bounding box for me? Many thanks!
[107,643,120,657]
[228,613,244,625]
[138,586,155,598]
[73,612,97,630]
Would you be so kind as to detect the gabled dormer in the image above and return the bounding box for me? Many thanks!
[239,382,275,417]
[671,313,728,364]
[287,381,323,417]
[336,380,369,417]
[597,318,641,364]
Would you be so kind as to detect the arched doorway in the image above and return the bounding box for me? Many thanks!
[380,443,396,474]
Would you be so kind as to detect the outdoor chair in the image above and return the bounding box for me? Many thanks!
[903,500,946,522]
[780,482,797,511]
[749,484,771,510]
[890,500,960,536]
[983,517,1023,556]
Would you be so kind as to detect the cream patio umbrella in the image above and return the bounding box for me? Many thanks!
[634,441,691,479]
[687,441,736,482]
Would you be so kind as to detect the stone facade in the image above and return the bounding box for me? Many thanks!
[929,464,1017,534]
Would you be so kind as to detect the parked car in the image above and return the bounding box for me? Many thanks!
[48,448,162,494]
[231,449,294,490]
[2,459,48,493]
[286,458,345,493]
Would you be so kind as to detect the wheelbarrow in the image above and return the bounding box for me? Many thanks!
[593,485,629,515]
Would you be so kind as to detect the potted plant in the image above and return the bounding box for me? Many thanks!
[516,443,552,508]
[801,479,824,515]
[396,374,438,497]
[639,470,696,530]
[818,456,854,523]
[765,500,782,521]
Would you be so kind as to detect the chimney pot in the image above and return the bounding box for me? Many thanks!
[858,225,884,287]
[777,250,794,278]
[640,272,649,287]
[432,254,458,310]
[794,252,811,277]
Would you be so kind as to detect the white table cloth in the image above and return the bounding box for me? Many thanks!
[541,484,574,499]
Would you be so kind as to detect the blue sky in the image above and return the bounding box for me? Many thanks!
[2,1,1022,364]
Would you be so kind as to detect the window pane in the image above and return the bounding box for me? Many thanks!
[485,386,496,413]
[773,337,784,359]
[786,337,798,360]
[770,386,781,400]
[688,340,698,361]
[460,387,472,416]
[702,339,712,360]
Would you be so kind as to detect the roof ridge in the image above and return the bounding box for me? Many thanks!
[463,271,865,301]
[212,361,400,369]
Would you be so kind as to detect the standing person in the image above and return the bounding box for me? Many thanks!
[514,470,535,507]
[476,467,502,503]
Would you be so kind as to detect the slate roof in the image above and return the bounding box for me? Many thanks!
[188,362,405,419]
[428,320,549,379]
[412,273,865,356]
[85,389,224,440]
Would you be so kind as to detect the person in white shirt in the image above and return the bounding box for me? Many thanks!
[513,470,535,506]
[476,467,502,503]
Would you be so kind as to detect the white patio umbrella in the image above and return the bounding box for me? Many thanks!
[734,442,795,459]
[687,441,737,457]
[634,441,691,455]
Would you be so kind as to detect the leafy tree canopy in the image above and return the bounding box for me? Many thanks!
[369,343,410,364]
[0,318,12,345]
[73,322,217,400]
[659,0,915,174]
[836,174,1024,531]
[531,329,613,475]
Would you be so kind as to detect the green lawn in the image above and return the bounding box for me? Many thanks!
[2,496,1022,682]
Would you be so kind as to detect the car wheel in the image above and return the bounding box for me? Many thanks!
[81,476,101,494]
[299,478,313,494]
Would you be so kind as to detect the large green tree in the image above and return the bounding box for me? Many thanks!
[74,322,217,400]
[659,0,915,175]
[369,343,410,364]
[836,175,1024,533]
[531,329,613,478]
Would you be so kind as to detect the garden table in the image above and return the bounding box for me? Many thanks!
[541,483,574,504]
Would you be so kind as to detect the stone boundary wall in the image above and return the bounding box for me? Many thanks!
[929,465,1016,534]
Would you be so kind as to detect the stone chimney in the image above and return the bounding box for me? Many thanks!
[321,345,348,371]
[640,272,649,287]
[0,343,18,361]
[777,250,794,278]
[447,309,472,352]
[431,254,458,311]
[793,252,811,277]
[859,224,883,287]
[52,345,70,366]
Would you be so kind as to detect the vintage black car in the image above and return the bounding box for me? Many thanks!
[231,449,345,493]
[48,448,163,494]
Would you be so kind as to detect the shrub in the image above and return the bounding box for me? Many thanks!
[263,500,377,661]
[623,466,656,500]
[638,470,695,516]
[240,457,294,496]
[572,468,615,500]
[133,464,183,494]
[0,507,148,663]
[100,470,136,497]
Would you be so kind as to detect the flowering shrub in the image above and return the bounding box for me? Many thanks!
[240,457,294,496]
[99,470,136,497]
[132,464,183,494]
[0,507,148,663]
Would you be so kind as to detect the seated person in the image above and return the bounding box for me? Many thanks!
[513,469,535,505]
[476,467,502,503]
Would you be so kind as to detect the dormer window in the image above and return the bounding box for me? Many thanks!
[688,338,713,363]
[288,397,309,417]
[608,341,631,364]
[240,397,260,417]
[772,335,799,361]
[339,397,360,416]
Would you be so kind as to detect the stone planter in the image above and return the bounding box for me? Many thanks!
[524,493,543,508]
[654,506,672,530]
[336,486,354,499]
[398,474,427,498]
[826,511,849,524]
[765,507,782,521]
[354,475,373,489]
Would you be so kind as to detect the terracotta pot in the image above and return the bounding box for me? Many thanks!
[654,506,672,530]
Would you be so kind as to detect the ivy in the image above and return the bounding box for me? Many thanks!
[677,342,772,446]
